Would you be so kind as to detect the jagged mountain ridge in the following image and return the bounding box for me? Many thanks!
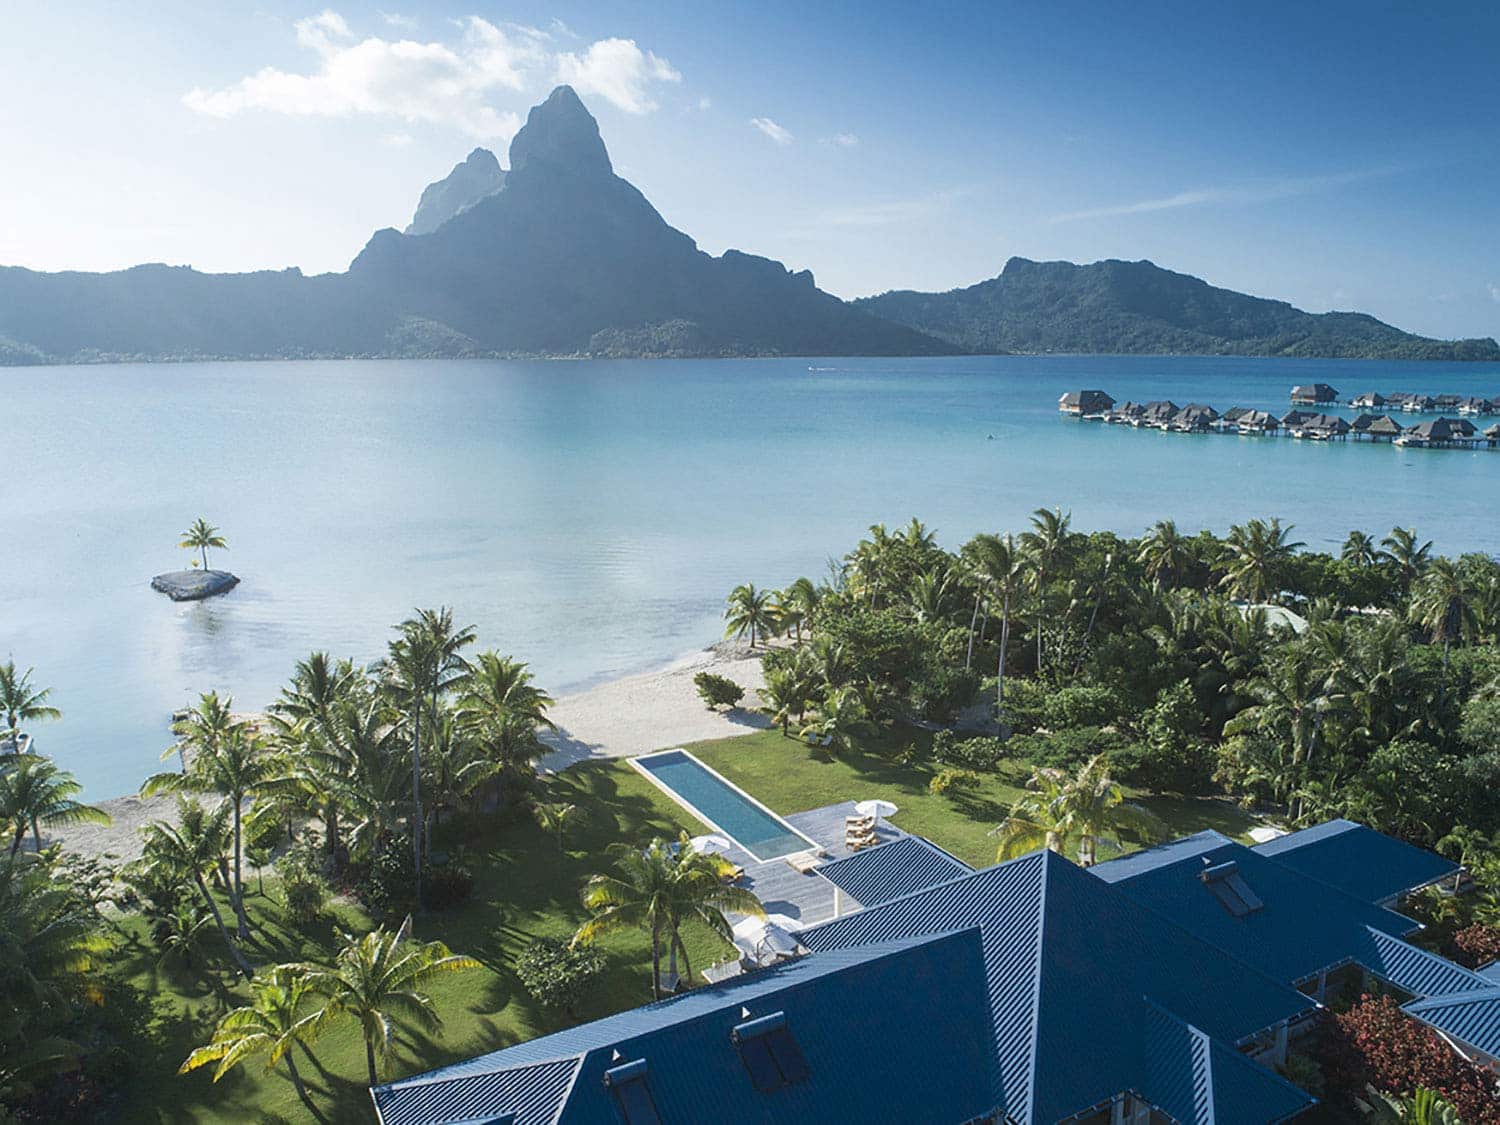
[855,257,1500,360]
[0,86,946,363]
[405,148,506,236]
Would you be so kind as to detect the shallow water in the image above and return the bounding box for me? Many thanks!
[4,353,1499,796]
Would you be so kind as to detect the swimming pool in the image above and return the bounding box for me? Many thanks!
[631,749,818,862]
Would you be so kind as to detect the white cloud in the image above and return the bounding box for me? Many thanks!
[830,132,859,147]
[696,96,713,111]
[378,11,419,31]
[382,131,413,147]
[554,38,680,114]
[183,15,679,139]
[750,117,793,145]
[1488,282,1500,304]
[1049,167,1400,223]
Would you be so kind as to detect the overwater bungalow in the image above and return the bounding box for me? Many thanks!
[1487,423,1500,448]
[1280,408,1313,428]
[1397,418,1471,448]
[1290,382,1338,405]
[1289,413,1350,440]
[1457,396,1494,416]
[1172,403,1219,432]
[1137,400,1180,428]
[1235,409,1280,435]
[1350,391,1386,409]
[1350,413,1403,442]
[1059,389,1115,416]
[1106,401,1146,424]
[1449,416,1478,438]
[1434,393,1462,410]
[1401,394,1436,412]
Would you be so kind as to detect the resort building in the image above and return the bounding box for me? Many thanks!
[1350,391,1386,409]
[1138,400,1181,428]
[372,819,1475,1125]
[1289,383,1338,405]
[1458,396,1495,416]
[1171,403,1219,432]
[1350,413,1403,441]
[1058,390,1116,416]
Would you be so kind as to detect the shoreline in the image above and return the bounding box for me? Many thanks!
[44,640,771,862]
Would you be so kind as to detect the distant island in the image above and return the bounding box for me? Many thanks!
[856,257,1500,362]
[0,87,1494,365]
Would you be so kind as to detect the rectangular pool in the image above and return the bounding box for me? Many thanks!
[631,749,817,862]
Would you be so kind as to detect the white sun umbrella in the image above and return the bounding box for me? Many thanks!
[689,833,734,857]
[855,798,899,825]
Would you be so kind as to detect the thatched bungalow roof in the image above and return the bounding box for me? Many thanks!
[1236,409,1279,430]
[1141,400,1181,422]
[1111,401,1146,418]
[1351,392,1386,408]
[1220,406,1250,423]
[1447,416,1478,437]
[1434,394,1462,409]
[1281,409,1313,427]
[1290,383,1339,404]
[1176,403,1220,427]
[1305,413,1351,435]
[1486,423,1500,440]
[1406,418,1459,441]
[1403,395,1436,411]
[1365,415,1404,437]
[1458,397,1494,415]
[1059,390,1116,412]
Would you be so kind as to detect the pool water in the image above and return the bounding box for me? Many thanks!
[633,750,812,860]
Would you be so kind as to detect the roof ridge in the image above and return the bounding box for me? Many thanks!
[1020,850,1058,1124]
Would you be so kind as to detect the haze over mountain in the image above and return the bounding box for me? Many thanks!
[0,86,944,364]
[857,257,1500,361]
[0,86,1495,366]
[404,148,506,237]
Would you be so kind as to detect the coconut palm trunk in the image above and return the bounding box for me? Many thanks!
[649,918,663,999]
[283,1052,312,1110]
[193,868,254,980]
[366,1040,379,1089]
[411,702,423,912]
[231,799,250,939]
[966,593,981,670]
[997,593,1012,715]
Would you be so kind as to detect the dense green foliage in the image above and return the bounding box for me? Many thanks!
[693,671,745,710]
[857,256,1500,360]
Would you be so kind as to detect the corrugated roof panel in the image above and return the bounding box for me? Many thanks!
[1404,987,1500,1058]
[815,834,973,909]
[372,1057,580,1125]
[1356,926,1491,999]
[1252,819,1457,903]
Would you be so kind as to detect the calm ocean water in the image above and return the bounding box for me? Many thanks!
[5,354,1500,797]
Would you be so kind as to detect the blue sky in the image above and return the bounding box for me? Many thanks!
[2,1,1496,339]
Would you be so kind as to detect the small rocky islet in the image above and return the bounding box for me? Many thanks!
[149,569,239,601]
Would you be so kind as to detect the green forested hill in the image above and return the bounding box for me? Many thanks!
[856,256,1500,360]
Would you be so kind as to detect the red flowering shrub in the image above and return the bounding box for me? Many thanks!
[1453,924,1500,969]
[1317,995,1500,1123]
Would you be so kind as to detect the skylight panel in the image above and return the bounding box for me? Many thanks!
[732,1011,811,1091]
[603,1058,662,1125]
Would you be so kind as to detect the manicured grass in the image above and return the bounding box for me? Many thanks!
[687,727,1264,868]
[110,727,1261,1121]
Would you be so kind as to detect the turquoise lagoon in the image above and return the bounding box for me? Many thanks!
[4,354,1500,796]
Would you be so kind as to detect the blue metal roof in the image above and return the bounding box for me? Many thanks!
[1141,1001,1314,1125]
[1354,926,1490,999]
[1404,987,1500,1059]
[1092,831,1428,987]
[814,834,973,909]
[373,928,1003,1125]
[799,849,1314,1124]
[1252,819,1458,903]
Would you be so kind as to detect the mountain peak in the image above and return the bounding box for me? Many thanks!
[508,85,612,178]
[405,147,505,236]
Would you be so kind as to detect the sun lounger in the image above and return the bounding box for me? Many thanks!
[784,850,823,874]
[845,814,876,830]
[845,833,879,852]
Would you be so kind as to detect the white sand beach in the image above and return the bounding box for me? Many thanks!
[44,642,771,861]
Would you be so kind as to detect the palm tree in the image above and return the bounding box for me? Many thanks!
[385,608,476,911]
[992,754,1165,866]
[1224,648,1327,819]
[1410,557,1477,671]
[576,835,764,998]
[532,800,583,854]
[165,689,239,773]
[906,567,954,624]
[270,656,366,869]
[302,919,479,1088]
[1218,518,1304,602]
[179,966,326,1111]
[798,686,873,756]
[760,662,816,736]
[143,724,275,939]
[139,799,254,979]
[1356,1086,1462,1124]
[1021,507,1073,673]
[309,696,407,864]
[1138,519,1190,591]
[1379,526,1432,594]
[456,652,556,790]
[785,576,822,639]
[0,755,110,855]
[1340,529,1379,568]
[0,662,60,753]
[724,582,776,649]
[178,518,228,571]
[967,533,1027,714]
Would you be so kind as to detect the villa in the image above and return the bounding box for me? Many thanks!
[1059,390,1116,417]
[1350,391,1386,409]
[371,810,1476,1125]
[1289,383,1338,405]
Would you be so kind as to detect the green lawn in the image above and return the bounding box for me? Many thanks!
[110,727,1262,1121]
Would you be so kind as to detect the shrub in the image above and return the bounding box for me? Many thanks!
[909,661,980,722]
[1044,684,1123,731]
[359,846,417,921]
[281,869,329,925]
[515,937,607,1015]
[426,851,476,910]
[1317,995,1500,1123]
[1110,739,1214,794]
[931,731,1008,771]
[929,767,981,796]
[1006,726,1129,770]
[1453,924,1500,968]
[1277,1051,1325,1099]
[694,672,744,710]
